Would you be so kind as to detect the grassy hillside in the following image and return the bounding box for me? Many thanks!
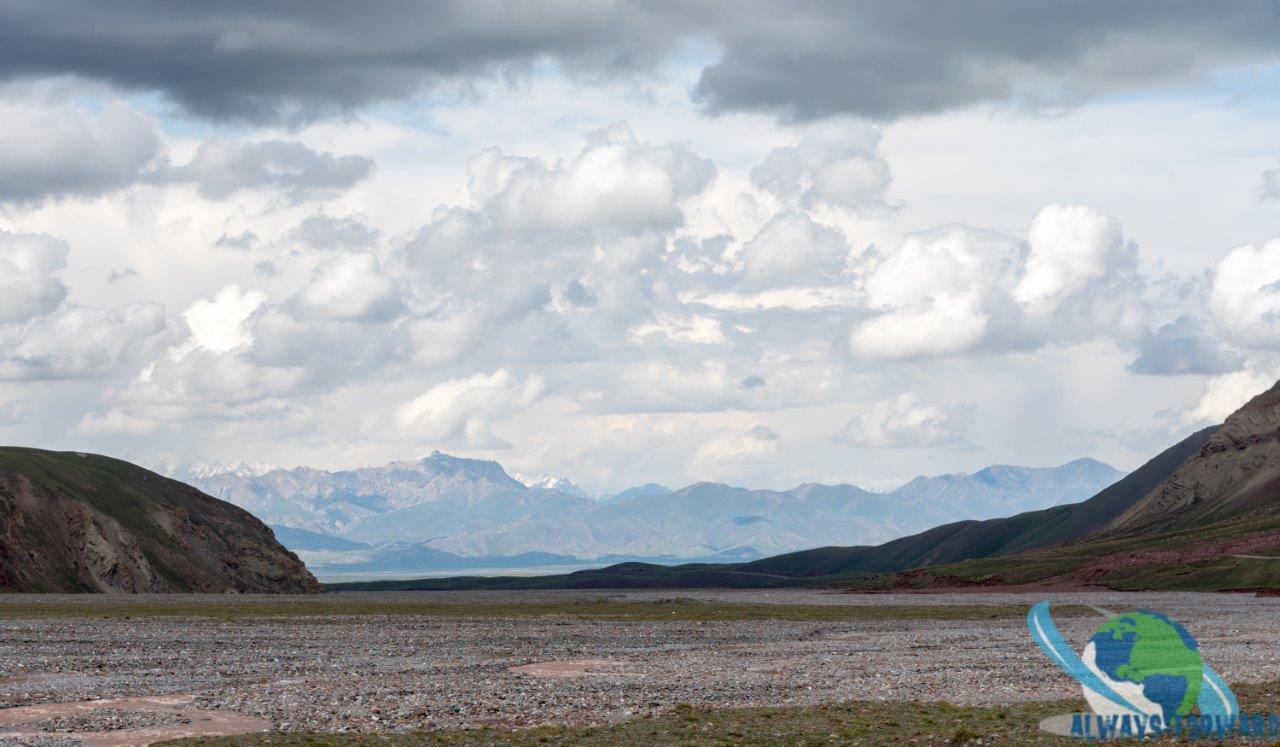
[868,511,1280,591]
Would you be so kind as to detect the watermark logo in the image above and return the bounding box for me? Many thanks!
[1026,601,1280,740]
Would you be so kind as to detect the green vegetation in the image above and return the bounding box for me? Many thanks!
[159,680,1280,746]
[0,597,1092,622]
[862,512,1280,592]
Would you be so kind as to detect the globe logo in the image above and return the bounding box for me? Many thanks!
[1027,601,1239,738]
[1082,610,1204,722]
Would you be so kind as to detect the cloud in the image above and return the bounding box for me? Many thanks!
[750,119,893,213]
[0,230,68,323]
[215,231,258,251]
[182,284,266,353]
[1208,240,1280,348]
[691,3,1280,121]
[248,306,411,385]
[5,4,1279,124]
[1014,204,1127,316]
[76,347,308,435]
[0,304,171,381]
[838,394,973,448]
[1127,315,1243,375]
[107,267,139,283]
[399,125,716,366]
[0,3,690,123]
[473,123,715,235]
[288,214,380,251]
[288,252,405,322]
[162,139,373,200]
[392,369,546,448]
[850,204,1144,359]
[745,424,779,441]
[733,211,851,288]
[0,400,30,425]
[627,314,725,346]
[0,99,160,203]
[691,428,778,472]
[1182,368,1275,425]
[1259,167,1280,200]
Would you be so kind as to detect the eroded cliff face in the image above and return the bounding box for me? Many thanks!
[1110,381,1280,533]
[0,449,320,593]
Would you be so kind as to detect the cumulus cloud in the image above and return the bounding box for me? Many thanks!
[182,284,266,353]
[392,369,546,448]
[1127,315,1243,376]
[733,211,851,288]
[838,394,973,448]
[399,125,716,369]
[77,347,308,435]
[162,139,374,200]
[470,124,714,234]
[1015,205,1126,316]
[850,204,1144,359]
[288,253,405,322]
[750,119,893,213]
[0,100,160,203]
[0,230,68,323]
[0,304,171,381]
[288,214,380,251]
[1182,368,1275,425]
[1207,240,1280,348]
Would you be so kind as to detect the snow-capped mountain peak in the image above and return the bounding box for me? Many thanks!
[513,473,590,499]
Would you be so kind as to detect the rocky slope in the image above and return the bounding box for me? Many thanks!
[0,447,321,593]
[1109,381,1280,532]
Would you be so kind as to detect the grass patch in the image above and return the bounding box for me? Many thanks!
[0,597,1093,622]
[861,512,1280,592]
[157,679,1280,745]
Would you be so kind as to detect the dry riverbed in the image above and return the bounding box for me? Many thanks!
[1,590,1278,745]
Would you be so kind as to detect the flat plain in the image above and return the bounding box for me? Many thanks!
[1,590,1278,745]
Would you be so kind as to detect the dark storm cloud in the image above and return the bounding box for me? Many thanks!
[0,0,693,123]
[3,1,1279,123]
[692,1,1280,121]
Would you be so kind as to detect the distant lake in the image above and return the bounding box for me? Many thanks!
[313,563,608,583]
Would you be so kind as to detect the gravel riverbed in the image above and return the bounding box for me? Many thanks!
[1,590,1278,742]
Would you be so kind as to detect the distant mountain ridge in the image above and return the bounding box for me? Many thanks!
[365,380,1280,593]
[186,452,1122,565]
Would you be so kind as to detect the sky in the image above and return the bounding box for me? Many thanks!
[3,1,1280,492]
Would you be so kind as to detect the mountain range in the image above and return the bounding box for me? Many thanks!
[184,453,1122,575]
[354,380,1280,593]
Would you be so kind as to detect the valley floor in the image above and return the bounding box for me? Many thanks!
[0,590,1278,745]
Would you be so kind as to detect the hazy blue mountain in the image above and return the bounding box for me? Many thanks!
[605,483,672,503]
[187,453,1123,566]
[268,525,370,552]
